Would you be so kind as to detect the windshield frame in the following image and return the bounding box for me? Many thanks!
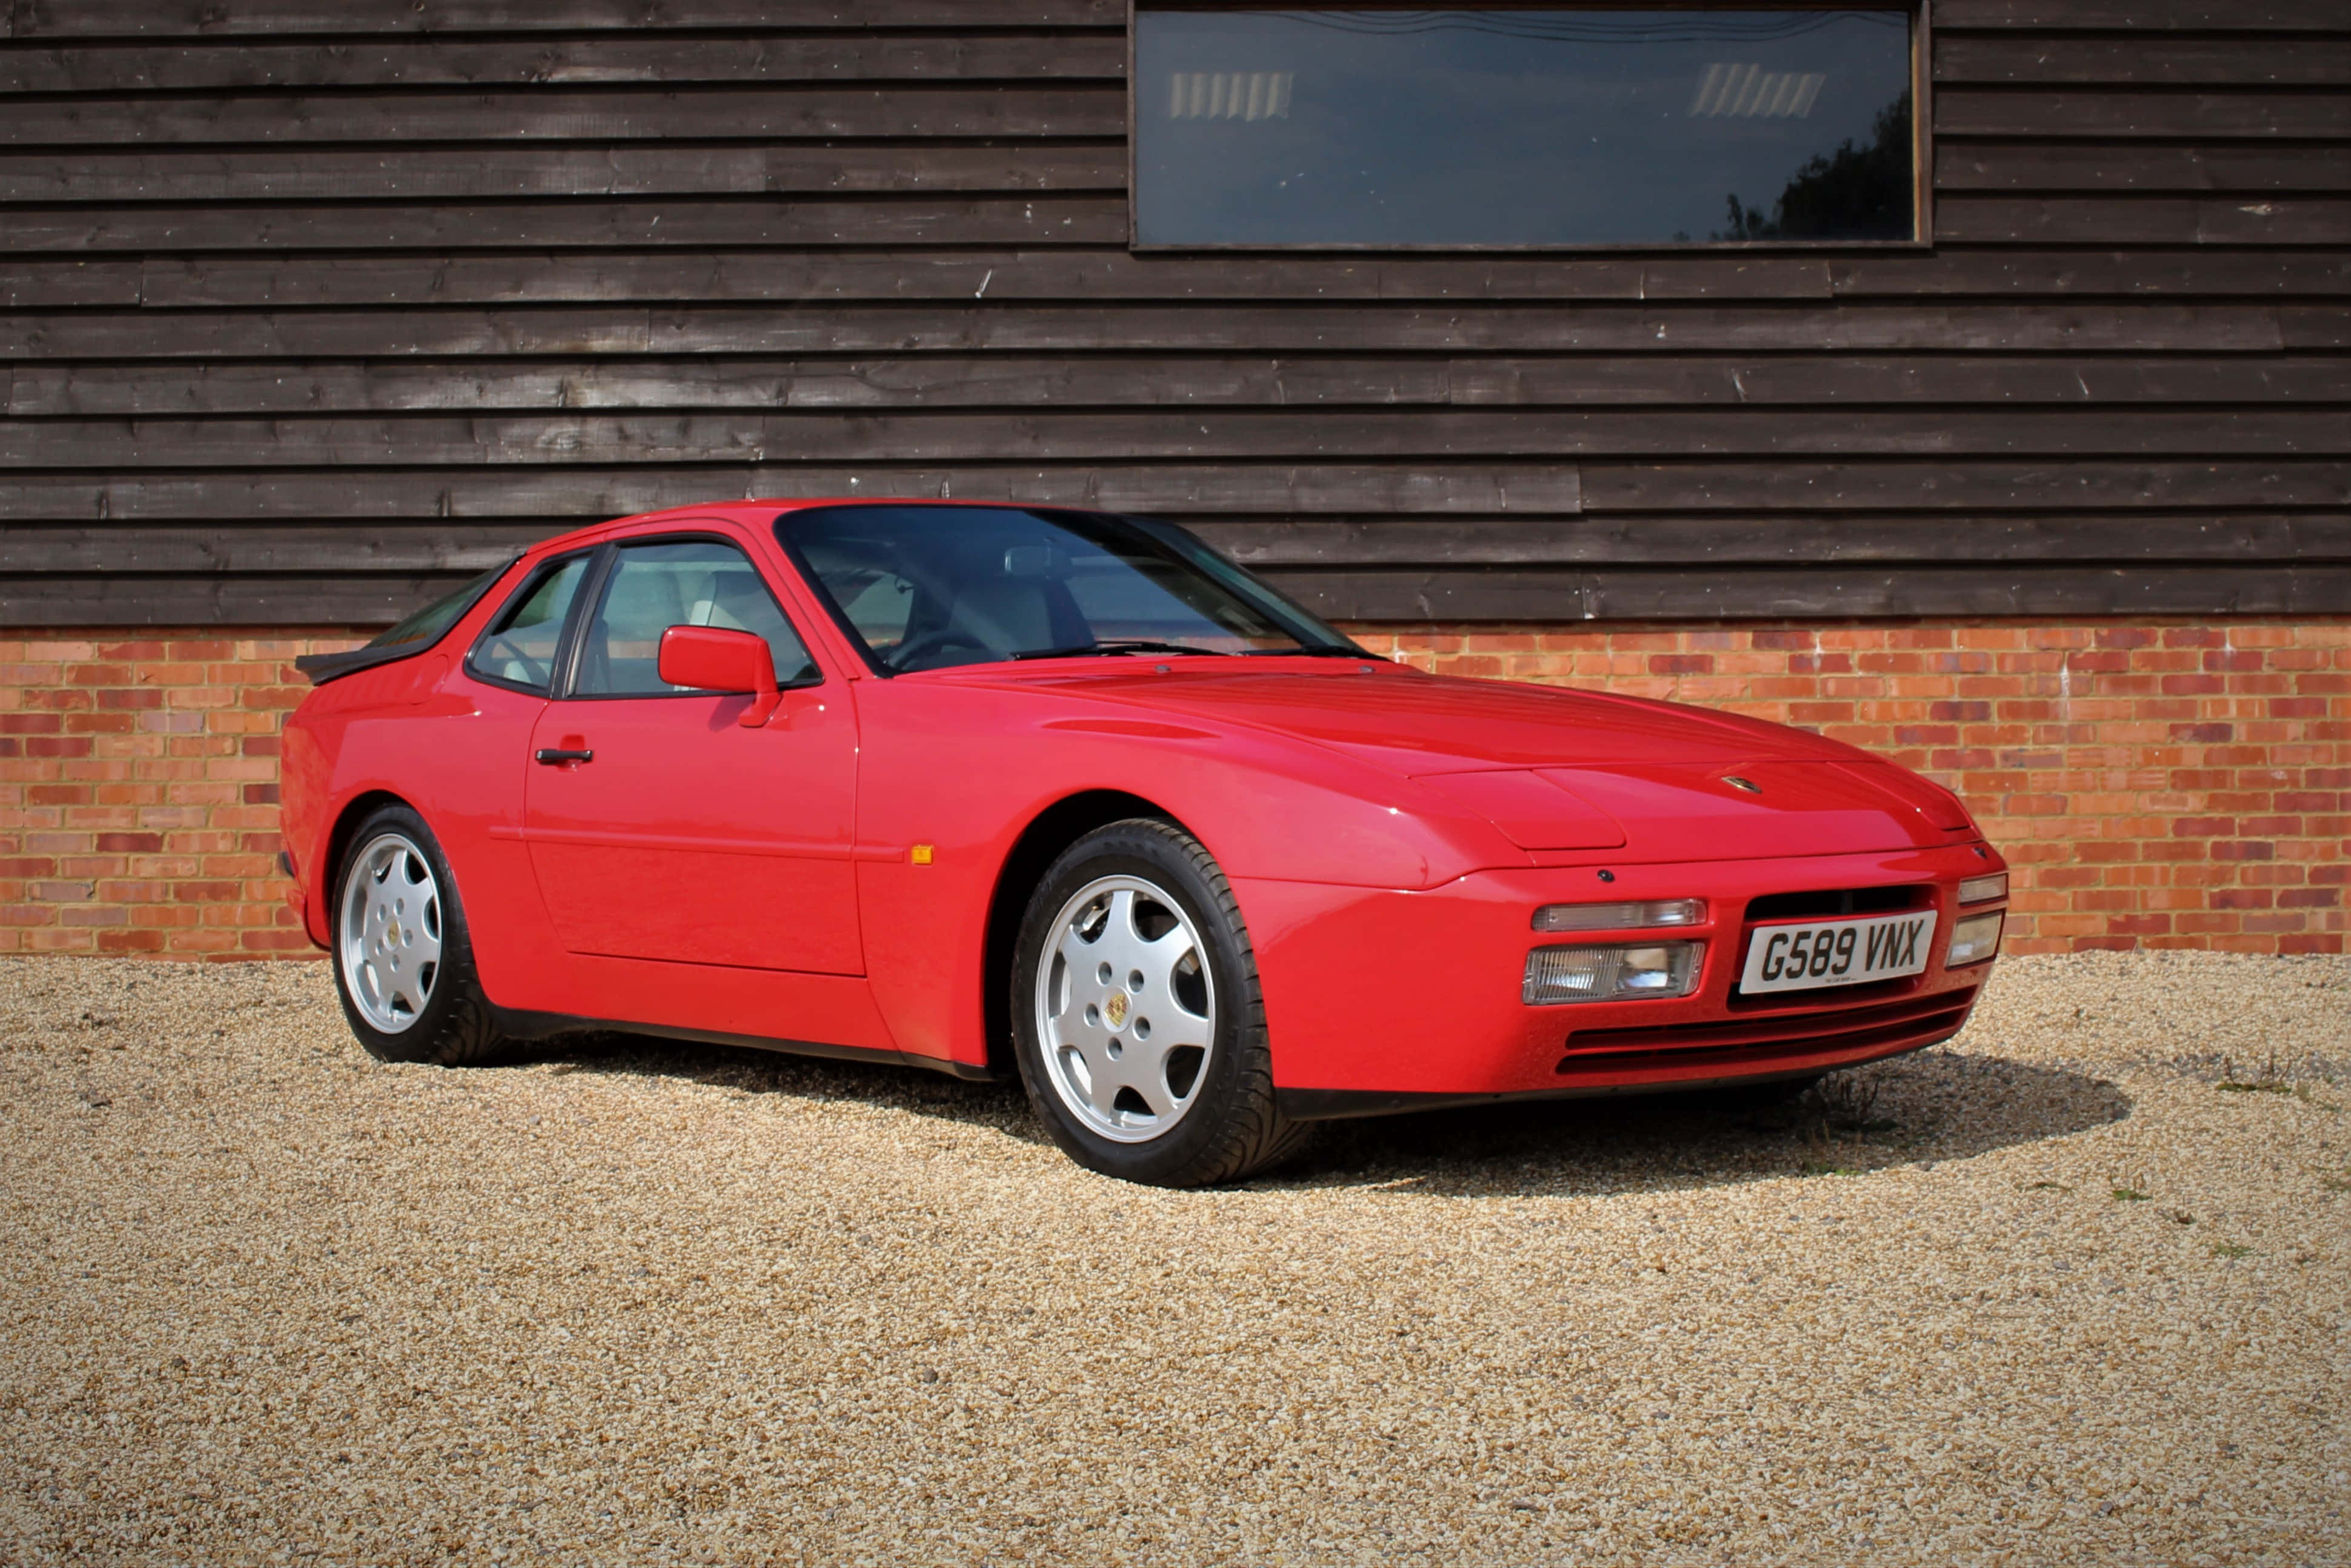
[770,502,1366,677]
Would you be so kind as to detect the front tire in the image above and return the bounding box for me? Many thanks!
[330,803,505,1067]
[1012,818,1306,1187]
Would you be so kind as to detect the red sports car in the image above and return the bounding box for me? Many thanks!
[282,500,2007,1186]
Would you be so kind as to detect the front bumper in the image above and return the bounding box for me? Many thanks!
[1237,842,2003,1119]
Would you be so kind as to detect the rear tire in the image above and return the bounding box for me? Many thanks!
[1012,818,1308,1187]
[330,803,505,1067]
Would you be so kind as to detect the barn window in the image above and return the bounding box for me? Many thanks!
[1132,5,1921,249]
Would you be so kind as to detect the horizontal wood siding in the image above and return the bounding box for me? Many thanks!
[1,0,2344,626]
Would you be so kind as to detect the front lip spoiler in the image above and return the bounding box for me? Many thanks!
[1275,1024,1958,1123]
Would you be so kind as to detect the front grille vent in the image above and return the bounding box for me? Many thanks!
[1742,882,1931,924]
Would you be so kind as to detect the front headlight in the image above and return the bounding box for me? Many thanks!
[1948,911,2003,968]
[1524,941,1702,1006]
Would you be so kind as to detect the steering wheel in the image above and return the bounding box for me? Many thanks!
[473,633,551,687]
[887,629,994,672]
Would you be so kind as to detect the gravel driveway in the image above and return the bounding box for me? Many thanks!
[2,952,2346,1566]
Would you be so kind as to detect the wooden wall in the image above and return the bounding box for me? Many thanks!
[1,0,2345,627]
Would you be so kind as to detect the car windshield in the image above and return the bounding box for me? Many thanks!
[775,504,1364,674]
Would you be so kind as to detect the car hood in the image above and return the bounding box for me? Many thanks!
[993,664,1849,770]
[976,664,1978,859]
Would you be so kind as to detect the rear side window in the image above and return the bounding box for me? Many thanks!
[572,540,818,696]
[467,554,591,693]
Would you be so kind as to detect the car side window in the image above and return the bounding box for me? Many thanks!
[572,539,819,697]
[466,553,591,692]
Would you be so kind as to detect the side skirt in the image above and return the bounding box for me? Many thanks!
[485,1003,1004,1083]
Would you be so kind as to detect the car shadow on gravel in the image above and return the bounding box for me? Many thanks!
[1272,1049,2134,1196]
[505,1032,1047,1142]
[509,1034,2128,1196]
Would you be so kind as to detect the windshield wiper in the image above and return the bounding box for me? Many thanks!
[1238,644,1378,659]
[1009,639,1233,661]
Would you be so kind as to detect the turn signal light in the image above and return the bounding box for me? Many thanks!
[1524,941,1702,1006]
[1948,912,2004,968]
[1532,898,1705,933]
[1957,873,2008,905]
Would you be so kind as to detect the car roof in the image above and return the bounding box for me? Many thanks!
[520,496,1066,559]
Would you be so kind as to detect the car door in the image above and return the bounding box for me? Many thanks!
[521,533,863,975]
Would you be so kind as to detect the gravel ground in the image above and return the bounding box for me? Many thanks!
[2,952,2346,1567]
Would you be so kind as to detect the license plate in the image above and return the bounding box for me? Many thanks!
[1740,910,1938,995]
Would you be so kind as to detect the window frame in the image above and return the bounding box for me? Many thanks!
[462,547,600,698]
[1125,0,1932,253]
[551,532,828,704]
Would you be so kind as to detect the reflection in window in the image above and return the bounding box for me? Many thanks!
[573,541,817,696]
[779,505,1353,674]
[469,554,589,692]
[1134,7,1916,247]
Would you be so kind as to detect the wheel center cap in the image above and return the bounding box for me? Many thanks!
[1104,990,1130,1030]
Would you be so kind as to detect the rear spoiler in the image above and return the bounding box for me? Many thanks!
[293,555,521,686]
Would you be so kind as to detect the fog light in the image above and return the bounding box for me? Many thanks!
[1532,898,1705,933]
[1948,911,2003,968]
[1957,873,2008,906]
[1524,941,1701,1006]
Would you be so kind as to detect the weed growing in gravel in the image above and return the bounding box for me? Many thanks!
[2209,1243,2254,1260]
[2215,1049,2343,1110]
[2112,1187,2151,1202]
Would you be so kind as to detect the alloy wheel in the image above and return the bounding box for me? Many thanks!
[338,832,444,1034]
[1035,874,1217,1143]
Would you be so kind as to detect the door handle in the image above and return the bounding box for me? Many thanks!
[535,747,594,765]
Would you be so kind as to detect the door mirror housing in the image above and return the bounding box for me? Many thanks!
[658,625,782,727]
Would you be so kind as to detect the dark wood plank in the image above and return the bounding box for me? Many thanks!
[1,196,1130,253]
[2283,306,2351,347]
[0,86,1124,144]
[0,465,1585,521]
[1937,88,2351,138]
[1938,38,2351,85]
[1195,515,2351,567]
[1936,144,2351,191]
[0,572,457,627]
[1280,565,2351,622]
[16,355,2346,418]
[110,250,2351,313]
[3,302,2298,359]
[0,522,555,573]
[1826,250,2351,296]
[1932,1,2351,28]
[1938,195,2351,245]
[1580,461,2351,511]
[15,513,2346,578]
[0,33,1127,92]
[4,1,1127,36]
[0,145,1127,202]
[10,409,2343,468]
[0,259,141,306]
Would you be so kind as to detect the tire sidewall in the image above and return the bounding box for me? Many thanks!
[1012,821,1265,1185]
[330,803,477,1064]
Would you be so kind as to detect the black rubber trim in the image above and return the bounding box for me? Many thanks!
[1275,1033,1949,1123]
[293,554,521,685]
[276,850,295,878]
[484,1002,1004,1082]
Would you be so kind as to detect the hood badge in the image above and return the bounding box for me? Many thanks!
[1722,775,1762,794]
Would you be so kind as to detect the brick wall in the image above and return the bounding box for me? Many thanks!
[4,621,2345,958]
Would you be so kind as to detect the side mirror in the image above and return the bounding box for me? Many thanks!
[657,626,782,728]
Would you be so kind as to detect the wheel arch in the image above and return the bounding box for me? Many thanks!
[981,789,1190,1079]
[318,789,416,932]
